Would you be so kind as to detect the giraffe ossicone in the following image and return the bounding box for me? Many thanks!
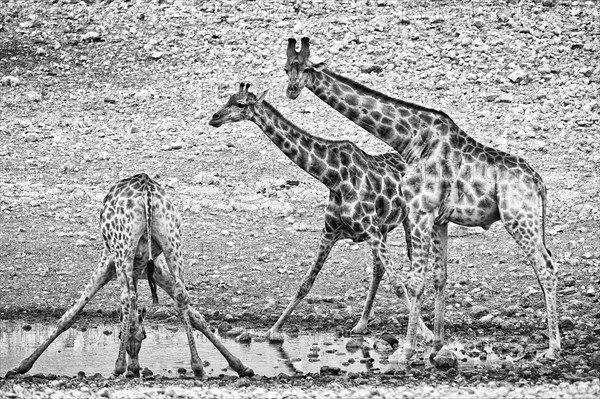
[285,37,560,364]
[5,174,254,379]
[210,82,434,343]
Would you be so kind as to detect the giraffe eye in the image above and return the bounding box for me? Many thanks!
[236,102,245,108]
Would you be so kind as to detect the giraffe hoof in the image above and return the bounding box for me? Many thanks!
[238,366,255,377]
[350,323,368,335]
[266,330,285,343]
[5,369,18,378]
[194,370,208,380]
[541,348,560,360]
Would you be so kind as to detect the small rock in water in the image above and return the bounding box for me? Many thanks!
[177,367,187,374]
[77,371,86,378]
[218,321,232,332]
[373,339,393,352]
[432,349,458,369]
[142,367,153,377]
[380,332,399,347]
[320,366,341,375]
[235,332,252,343]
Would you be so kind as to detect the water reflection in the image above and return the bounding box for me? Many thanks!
[0,320,514,377]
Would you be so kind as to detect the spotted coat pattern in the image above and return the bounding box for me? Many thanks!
[285,37,560,363]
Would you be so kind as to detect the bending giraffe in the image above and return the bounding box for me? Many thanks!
[209,83,433,342]
[6,173,254,378]
[284,37,560,363]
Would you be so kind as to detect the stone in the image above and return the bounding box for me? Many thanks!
[1,76,20,86]
[380,332,399,347]
[591,351,600,369]
[235,332,252,343]
[559,317,575,331]
[432,349,458,369]
[508,69,528,83]
[531,140,547,151]
[81,31,101,41]
[373,339,393,352]
[471,305,489,318]
[217,321,232,332]
[25,91,42,102]
[151,51,164,59]
[25,133,39,142]
[473,19,485,28]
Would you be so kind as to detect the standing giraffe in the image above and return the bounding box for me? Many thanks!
[6,173,254,378]
[284,37,560,363]
[209,83,433,342]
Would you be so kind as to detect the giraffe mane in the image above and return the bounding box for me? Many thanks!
[321,68,457,125]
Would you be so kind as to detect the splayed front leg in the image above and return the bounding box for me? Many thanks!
[6,251,115,378]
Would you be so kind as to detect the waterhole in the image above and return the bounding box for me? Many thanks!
[0,320,515,378]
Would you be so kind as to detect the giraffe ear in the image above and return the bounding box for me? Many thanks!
[306,58,328,71]
[257,90,268,103]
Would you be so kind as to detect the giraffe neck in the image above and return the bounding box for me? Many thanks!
[250,101,341,189]
[306,68,454,164]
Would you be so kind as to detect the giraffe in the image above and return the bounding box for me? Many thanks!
[284,37,560,363]
[209,83,433,342]
[5,173,254,379]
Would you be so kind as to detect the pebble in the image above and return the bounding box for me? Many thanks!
[151,51,164,59]
[508,69,528,83]
[432,348,458,369]
[470,305,489,318]
[81,31,101,41]
[1,76,20,86]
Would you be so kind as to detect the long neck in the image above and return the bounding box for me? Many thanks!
[306,68,447,163]
[250,101,341,189]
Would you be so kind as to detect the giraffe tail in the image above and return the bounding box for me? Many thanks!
[538,177,552,257]
[144,175,159,306]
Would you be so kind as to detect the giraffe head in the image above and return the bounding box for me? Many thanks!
[285,37,327,99]
[119,305,147,362]
[209,83,268,127]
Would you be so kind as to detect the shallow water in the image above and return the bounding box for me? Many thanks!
[0,320,514,378]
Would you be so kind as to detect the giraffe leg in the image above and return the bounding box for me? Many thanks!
[501,212,560,359]
[363,235,433,341]
[113,247,139,377]
[5,249,115,377]
[351,254,384,334]
[394,212,434,364]
[155,240,207,380]
[429,223,448,362]
[150,257,254,377]
[266,229,337,342]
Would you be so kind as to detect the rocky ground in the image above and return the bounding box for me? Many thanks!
[1,0,599,397]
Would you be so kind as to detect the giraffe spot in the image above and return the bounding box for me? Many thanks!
[371,111,382,121]
[419,113,433,125]
[369,173,383,192]
[361,116,375,129]
[347,108,360,120]
[399,109,411,117]
[381,116,393,126]
[308,158,326,176]
[375,196,389,218]
[327,148,340,166]
[478,196,493,209]
[382,104,396,118]
[313,142,327,159]
[346,95,359,106]
[336,103,347,114]
[340,151,351,166]
[324,169,339,186]
[332,84,343,96]
[126,199,134,209]
[363,97,376,109]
